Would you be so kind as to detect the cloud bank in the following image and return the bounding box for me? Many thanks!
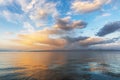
[13,20,120,50]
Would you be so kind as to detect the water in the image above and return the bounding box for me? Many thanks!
[0,51,120,80]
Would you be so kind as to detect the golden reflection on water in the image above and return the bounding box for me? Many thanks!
[12,52,66,69]
[0,52,67,80]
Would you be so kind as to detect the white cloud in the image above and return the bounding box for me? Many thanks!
[0,0,59,28]
[0,0,13,5]
[71,0,111,13]
[23,22,35,33]
[5,32,14,35]
[101,13,111,17]
[0,0,4,4]
[0,10,23,23]
[0,0,59,37]
[16,0,59,27]
[16,0,31,12]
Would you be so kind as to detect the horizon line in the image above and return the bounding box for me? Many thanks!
[0,49,120,52]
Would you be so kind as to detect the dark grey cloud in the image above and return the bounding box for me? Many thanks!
[97,21,120,36]
[62,36,89,42]
[55,17,87,31]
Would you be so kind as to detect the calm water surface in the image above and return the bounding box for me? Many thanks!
[0,51,120,80]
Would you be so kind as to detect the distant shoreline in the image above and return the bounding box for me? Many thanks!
[0,49,120,52]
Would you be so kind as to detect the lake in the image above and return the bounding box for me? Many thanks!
[0,51,120,80]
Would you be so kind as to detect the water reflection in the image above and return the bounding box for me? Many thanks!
[0,51,120,80]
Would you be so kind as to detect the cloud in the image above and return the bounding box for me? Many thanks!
[16,0,58,27]
[71,0,111,13]
[78,37,104,46]
[0,39,26,50]
[22,22,35,33]
[0,10,23,23]
[89,41,120,50]
[8,31,120,50]
[77,36,120,47]
[12,17,88,49]
[13,29,68,48]
[13,31,61,50]
[5,32,14,35]
[101,13,111,17]
[62,36,89,43]
[1,0,120,51]
[0,0,59,28]
[63,37,104,49]
[0,0,13,5]
[97,21,120,36]
[0,0,4,4]
[54,17,87,31]
[9,28,120,50]
[12,32,89,50]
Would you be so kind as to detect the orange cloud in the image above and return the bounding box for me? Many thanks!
[12,29,68,50]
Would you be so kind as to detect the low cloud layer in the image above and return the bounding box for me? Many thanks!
[97,21,120,36]
[11,19,120,50]
[79,37,120,46]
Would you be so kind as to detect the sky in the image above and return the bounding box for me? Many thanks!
[0,0,120,51]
